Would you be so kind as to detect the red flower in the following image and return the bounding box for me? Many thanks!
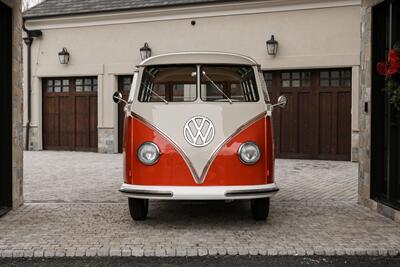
[377,62,389,76]
[377,49,400,77]
[389,49,400,67]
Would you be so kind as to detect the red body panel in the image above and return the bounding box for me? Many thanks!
[123,114,274,186]
[123,116,195,185]
[203,117,274,185]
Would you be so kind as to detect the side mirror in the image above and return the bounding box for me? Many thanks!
[113,91,124,104]
[273,95,287,108]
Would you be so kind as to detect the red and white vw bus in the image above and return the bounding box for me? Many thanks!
[113,52,287,221]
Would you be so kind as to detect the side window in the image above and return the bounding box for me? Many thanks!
[46,80,53,92]
[54,79,61,92]
[45,79,70,93]
[302,72,311,87]
[76,79,83,92]
[281,71,311,88]
[281,72,291,87]
[264,72,273,89]
[45,77,97,93]
[76,77,97,92]
[320,70,351,87]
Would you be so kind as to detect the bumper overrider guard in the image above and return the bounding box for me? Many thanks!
[119,183,279,200]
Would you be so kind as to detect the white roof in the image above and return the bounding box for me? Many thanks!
[139,52,259,66]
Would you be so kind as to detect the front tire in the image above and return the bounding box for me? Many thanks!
[251,198,270,220]
[128,198,148,221]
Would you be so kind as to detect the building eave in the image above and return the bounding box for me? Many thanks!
[22,0,237,20]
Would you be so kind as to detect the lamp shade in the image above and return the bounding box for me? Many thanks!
[140,42,152,60]
[58,48,70,64]
[266,35,278,56]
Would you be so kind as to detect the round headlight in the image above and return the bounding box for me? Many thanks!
[238,142,261,165]
[137,142,160,165]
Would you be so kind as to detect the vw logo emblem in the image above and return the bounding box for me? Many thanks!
[184,116,215,147]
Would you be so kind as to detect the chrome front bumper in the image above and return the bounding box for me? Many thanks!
[119,183,279,200]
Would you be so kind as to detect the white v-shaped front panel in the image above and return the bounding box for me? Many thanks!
[132,102,265,183]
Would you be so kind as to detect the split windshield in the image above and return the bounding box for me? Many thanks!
[138,65,259,103]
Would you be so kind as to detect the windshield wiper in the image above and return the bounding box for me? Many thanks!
[145,84,168,104]
[201,71,233,104]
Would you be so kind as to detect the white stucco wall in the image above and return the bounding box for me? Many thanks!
[24,0,361,154]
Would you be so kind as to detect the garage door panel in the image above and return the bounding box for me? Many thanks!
[319,92,334,155]
[43,77,98,152]
[59,96,73,148]
[43,96,59,147]
[298,92,314,155]
[75,96,90,149]
[264,69,351,161]
[337,92,351,155]
[89,96,98,148]
[280,93,298,154]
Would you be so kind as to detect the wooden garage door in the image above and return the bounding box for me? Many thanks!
[118,75,133,153]
[264,69,351,161]
[43,77,98,152]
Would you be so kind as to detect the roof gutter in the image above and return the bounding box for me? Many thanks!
[22,19,42,151]
[21,0,361,20]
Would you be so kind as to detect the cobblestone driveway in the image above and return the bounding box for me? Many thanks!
[0,151,399,258]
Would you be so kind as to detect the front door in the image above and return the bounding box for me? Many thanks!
[265,69,352,161]
[0,2,12,215]
[43,77,98,152]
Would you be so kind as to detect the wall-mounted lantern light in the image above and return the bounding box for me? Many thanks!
[140,42,152,60]
[266,35,278,56]
[58,48,70,64]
